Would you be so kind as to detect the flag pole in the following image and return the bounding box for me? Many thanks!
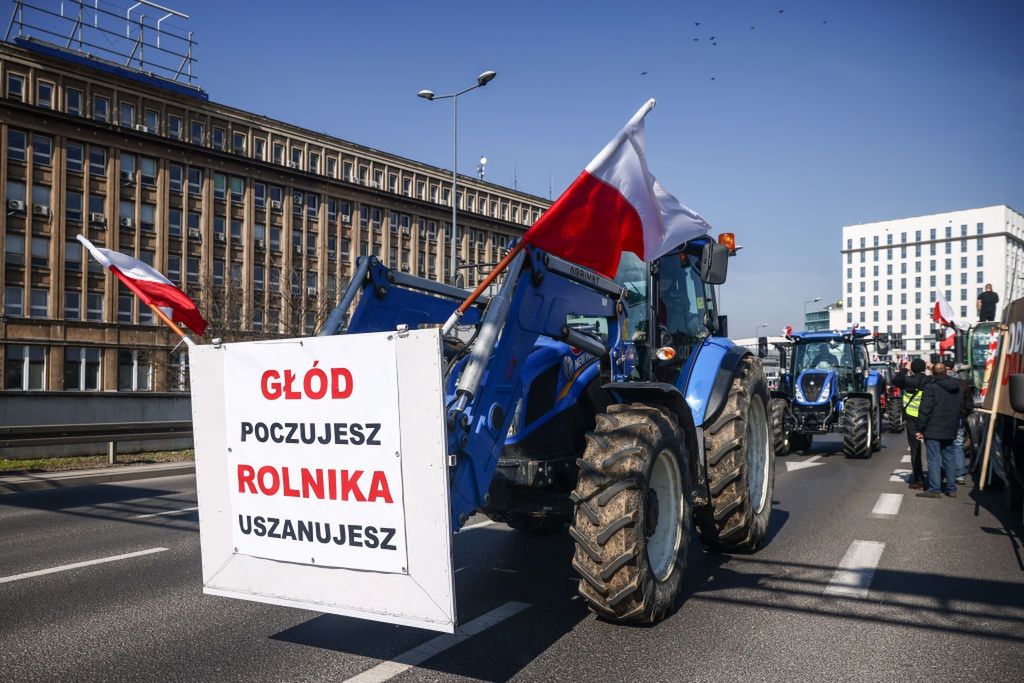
[149,304,195,346]
[441,239,527,336]
[978,324,1009,491]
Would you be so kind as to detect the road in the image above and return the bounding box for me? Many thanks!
[1,430,1022,682]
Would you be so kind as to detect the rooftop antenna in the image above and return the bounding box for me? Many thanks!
[512,158,518,190]
[549,173,553,200]
[476,156,487,180]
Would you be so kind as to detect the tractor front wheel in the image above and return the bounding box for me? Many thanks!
[570,403,690,623]
[886,397,905,433]
[695,357,776,553]
[843,397,873,458]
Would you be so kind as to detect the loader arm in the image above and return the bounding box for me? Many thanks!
[323,248,628,529]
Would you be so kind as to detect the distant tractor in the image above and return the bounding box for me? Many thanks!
[770,329,888,458]
[870,362,904,433]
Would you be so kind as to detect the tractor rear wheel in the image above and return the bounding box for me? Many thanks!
[695,357,775,553]
[570,403,690,623]
[789,432,813,453]
[769,398,789,457]
[843,397,872,458]
[886,397,904,433]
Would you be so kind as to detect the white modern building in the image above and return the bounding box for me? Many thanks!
[841,205,1024,355]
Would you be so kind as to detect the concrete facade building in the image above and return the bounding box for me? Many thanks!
[841,205,1024,356]
[0,39,550,393]
[804,300,846,332]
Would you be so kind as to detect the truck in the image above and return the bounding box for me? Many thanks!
[190,232,776,629]
[769,329,887,458]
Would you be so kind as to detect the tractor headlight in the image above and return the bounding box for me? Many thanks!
[795,385,806,402]
[819,382,831,402]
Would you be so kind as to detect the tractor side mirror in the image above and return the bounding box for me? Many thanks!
[700,241,729,285]
[1009,374,1024,414]
[757,336,768,358]
[877,340,890,355]
[717,315,728,337]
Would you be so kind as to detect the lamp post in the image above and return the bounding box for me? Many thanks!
[417,70,497,285]
[803,296,823,329]
[755,322,768,339]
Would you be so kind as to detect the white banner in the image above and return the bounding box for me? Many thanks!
[222,334,409,572]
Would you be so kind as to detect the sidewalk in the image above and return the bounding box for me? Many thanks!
[0,461,195,494]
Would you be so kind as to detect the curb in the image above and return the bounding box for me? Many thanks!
[0,462,196,494]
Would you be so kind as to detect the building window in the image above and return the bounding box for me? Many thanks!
[5,345,46,390]
[86,292,104,321]
[31,237,49,269]
[33,134,52,166]
[977,255,984,267]
[977,271,984,284]
[118,293,134,323]
[233,131,246,155]
[64,290,81,319]
[230,177,244,203]
[191,120,205,145]
[6,72,25,100]
[169,208,182,236]
[273,143,284,165]
[327,157,337,178]
[117,350,152,391]
[254,265,265,291]
[93,94,109,122]
[188,168,202,195]
[254,182,266,208]
[65,141,84,173]
[169,164,183,192]
[168,114,183,140]
[309,152,320,174]
[64,347,102,391]
[144,108,159,133]
[253,138,266,160]
[89,147,106,176]
[7,179,26,209]
[187,257,199,283]
[213,126,226,150]
[66,192,83,223]
[231,220,242,240]
[4,286,23,316]
[977,223,984,235]
[169,351,189,391]
[140,157,157,186]
[141,203,156,231]
[7,128,26,161]
[168,254,181,282]
[291,147,303,169]
[33,80,54,108]
[118,101,135,127]
[213,259,224,286]
[214,173,226,201]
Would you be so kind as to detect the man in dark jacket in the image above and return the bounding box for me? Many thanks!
[893,358,931,489]
[952,366,974,484]
[915,363,962,497]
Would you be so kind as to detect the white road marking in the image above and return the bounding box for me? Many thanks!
[826,540,885,598]
[135,506,198,519]
[460,519,494,531]
[785,455,825,472]
[890,469,912,482]
[343,601,530,683]
[901,455,911,464]
[0,547,168,584]
[871,493,904,518]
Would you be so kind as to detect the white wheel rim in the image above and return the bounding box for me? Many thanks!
[867,408,872,452]
[646,449,683,582]
[746,396,770,515]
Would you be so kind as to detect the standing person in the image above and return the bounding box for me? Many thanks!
[977,284,999,322]
[893,358,931,489]
[952,366,974,484]
[915,363,962,498]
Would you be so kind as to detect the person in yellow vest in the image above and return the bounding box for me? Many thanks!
[892,358,932,489]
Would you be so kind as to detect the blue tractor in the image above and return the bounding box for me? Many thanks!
[769,329,887,458]
[321,233,775,623]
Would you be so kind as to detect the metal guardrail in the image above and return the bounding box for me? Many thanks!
[0,421,193,462]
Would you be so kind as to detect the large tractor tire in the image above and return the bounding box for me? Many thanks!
[695,357,775,553]
[843,397,873,458]
[886,397,904,433]
[570,403,690,623]
[769,398,789,457]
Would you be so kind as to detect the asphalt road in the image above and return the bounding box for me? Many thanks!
[1,430,1022,682]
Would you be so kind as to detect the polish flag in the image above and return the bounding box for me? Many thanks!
[938,329,956,353]
[521,99,711,278]
[77,235,208,335]
[932,291,957,329]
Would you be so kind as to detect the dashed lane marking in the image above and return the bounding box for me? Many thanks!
[901,455,911,464]
[0,547,168,584]
[135,506,198,519]
[825,540,885,598]
[871,493,903,518]
[785,455,825,472]
[890,469,912,482]
[343,601,530,683]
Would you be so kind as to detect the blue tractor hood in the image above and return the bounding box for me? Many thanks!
[794,368,836,406]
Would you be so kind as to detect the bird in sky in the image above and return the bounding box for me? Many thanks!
[694,21,700,26]
[779,9,784,13]
[710,77,716,81]
[712,42,718,46]
[710,35,716,40]
[640,71,648,76]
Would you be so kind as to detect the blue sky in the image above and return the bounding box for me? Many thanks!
[67,0,1024,334]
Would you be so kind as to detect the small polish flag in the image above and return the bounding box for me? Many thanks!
[521,99,711,278]
[77,235,208,335]
[932,290,958,329]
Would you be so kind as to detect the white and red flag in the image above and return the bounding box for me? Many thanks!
[77,235,208,336]
[521,99,711,278]
[932,290,958,329]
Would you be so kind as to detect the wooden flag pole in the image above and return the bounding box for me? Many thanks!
[149,304,194,346]
[978,324,1009,491]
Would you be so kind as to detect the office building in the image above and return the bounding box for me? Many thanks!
[841,205,1024,355]
[0,30,549,392]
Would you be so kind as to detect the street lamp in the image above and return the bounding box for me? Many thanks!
[803,297,822,316]
[755,322,768,339]
[417,70,497,285]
